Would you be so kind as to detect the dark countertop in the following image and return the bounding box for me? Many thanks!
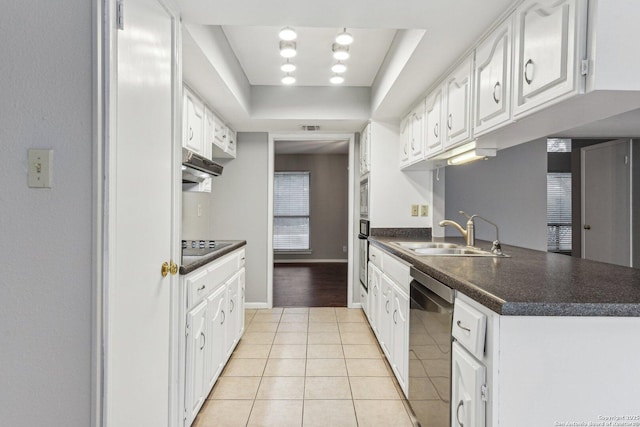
[369,236,640,316]
[179,240,246,275]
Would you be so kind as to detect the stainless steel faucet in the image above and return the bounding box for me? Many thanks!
[439,211,503,254]
[439,211,476,247]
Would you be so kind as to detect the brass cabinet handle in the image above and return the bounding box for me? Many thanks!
[161,262,170,277]
[170,261,178,275]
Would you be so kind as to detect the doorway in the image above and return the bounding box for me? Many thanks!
[581,139,632,267]
[268,135,356,308]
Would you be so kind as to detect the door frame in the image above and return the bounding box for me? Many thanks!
[580,139,633,265]
[93,0,182,425]
[267,133,357,308]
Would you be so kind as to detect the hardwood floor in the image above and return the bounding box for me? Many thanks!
[273,263,348,307]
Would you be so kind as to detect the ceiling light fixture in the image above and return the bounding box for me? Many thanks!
[279,27,297,41]
[332,43,350,60]
[330,74,345,84]
[335,28,354,45]
[281,60,296,73]
[331,62,347,73]
[281,74,296,85]
[279,41,297,58]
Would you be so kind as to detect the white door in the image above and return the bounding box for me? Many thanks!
[582,140,631,267]
[105,0,178,425]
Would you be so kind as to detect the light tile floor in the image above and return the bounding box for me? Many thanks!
[193,307,415,427]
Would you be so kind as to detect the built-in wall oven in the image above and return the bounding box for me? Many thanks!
[408,266,455,427]
[358,219,370,290]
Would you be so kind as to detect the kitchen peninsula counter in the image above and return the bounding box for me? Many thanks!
[369,236,640,316]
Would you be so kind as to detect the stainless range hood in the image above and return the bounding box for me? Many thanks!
[182,148,223,183]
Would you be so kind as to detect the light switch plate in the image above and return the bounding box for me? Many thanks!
[420,205,429,217]
[28,149,53,188]
[411,204,419,216]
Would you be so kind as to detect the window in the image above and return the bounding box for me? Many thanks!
[274,172,310,251]
[547,173,572,253]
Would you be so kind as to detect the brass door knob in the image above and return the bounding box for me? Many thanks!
[161,262,170,277]
[170,261,178,275]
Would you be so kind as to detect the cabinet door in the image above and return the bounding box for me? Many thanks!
[213,115,226,150]
[379,275,394,359]
[226,128,237,158]
[184,300,207,425]
[409,102,425,161]
[399,116,411,167]
[513,0,584,117]
[452,342,486,427]
[238,268,245,337]
[367,263,381,334]
[424,87,443,157]
[203,108,214,159]
[444,55,474,148]
[392,289,410,397]
[474,18,513,136]
[360,284,369,319]
[205,285,226,391]
[225,272,240,357]
[183,87,204,154]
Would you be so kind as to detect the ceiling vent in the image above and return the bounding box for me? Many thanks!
[302,125,320,131]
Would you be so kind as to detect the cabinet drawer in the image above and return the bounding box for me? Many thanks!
[452,299,487,359]
[382,252,411,294]
[186,269,212,308]
[207,251,239,287]
[369,245,383,269]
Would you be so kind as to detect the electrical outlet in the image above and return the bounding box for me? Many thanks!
[342,246,347,253]
[420,205,429,217]
[411,204,419,216]
[28,149,53,188]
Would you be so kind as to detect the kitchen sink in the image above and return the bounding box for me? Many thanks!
[392,241,507,257]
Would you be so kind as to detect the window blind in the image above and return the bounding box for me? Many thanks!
[547,172,572,252]
[274,172,310,251]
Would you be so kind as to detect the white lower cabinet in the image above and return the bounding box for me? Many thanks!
[452,342,486,427]
[184,300,207,423]
[367,248,410,397]
[391,289,409,393]
[181,248,246,426]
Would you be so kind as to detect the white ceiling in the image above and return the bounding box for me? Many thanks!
[223,26,396,87]
[275,139,349,154]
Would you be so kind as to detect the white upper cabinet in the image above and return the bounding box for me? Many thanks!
[360,123,371,176]
[399,116,411,167]
[409,101,425,160]
[424,87,444,157]
[183,86,205,156]
[512,0,587,117]
[444,54,475,148]
[399,101,426,168]
[474,17,513,136]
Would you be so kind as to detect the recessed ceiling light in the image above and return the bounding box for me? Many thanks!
[335,28,353,45]
[331,62,347,73]
[279,41,297,58]
[330,74,344,84]
[281,61,296,73]
[282,74,296,85]
[332,43,349,61]
[279,27,297,41]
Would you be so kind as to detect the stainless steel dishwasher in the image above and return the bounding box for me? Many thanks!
[408,266,455,427]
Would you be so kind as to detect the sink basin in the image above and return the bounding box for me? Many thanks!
[392,241,460,250]
[391,241,506,257]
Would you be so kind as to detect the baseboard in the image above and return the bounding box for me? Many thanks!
[349,303,363,309]
[274,259,348,264]
[245,302,271,309]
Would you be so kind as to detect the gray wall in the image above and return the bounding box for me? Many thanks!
[0,1,93,425]
[210,133,270,304]
[274,154,349,261]
[444,139,548,251]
